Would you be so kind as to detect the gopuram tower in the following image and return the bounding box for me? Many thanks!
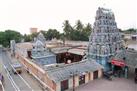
[88,7,123,71]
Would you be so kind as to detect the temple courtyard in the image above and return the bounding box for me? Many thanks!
[69,68,137,91]
[75,78,136,91]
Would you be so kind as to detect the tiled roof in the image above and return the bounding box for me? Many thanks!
[68,48,86,55]
[51,47,71,54]
[44,59,103,83]
[16,42,33,50]
[31,50,55,59]
[112,49,137,68]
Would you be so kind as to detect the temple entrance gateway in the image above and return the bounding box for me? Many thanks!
[88,7,123,72]
[61,80,68,91]
[113,66,127,78]
[93,71,98,79]
[111,60,128,78]
[109,48,137,81]
[79,75,85,85]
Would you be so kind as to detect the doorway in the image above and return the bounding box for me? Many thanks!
[93,71,98,79]
[113,66,124,77]
[61,80,68,91]
[79,75,85,85]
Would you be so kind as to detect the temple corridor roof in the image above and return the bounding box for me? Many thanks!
[44,59,103,83]
[111,48,137,68]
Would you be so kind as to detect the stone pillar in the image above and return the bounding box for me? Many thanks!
[56,82,60,91]
[90,72,93,80]
[75,76,79,87]
[98,69,102,78]
[124,66,128,78]
[112,65,114,73]
[69,78,73,89]
[85,73,89,83]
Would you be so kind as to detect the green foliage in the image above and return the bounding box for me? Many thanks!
[0,32,5,47]
[75,20,83,31]
[63,20,92,41]
[0,30,22,47]
[40,30,47,37]
[5,20,137,46]
[31,32,39,39]
[45,29,60,40]
[0,20,92,46]
[23,34,32,42]
[23,29,60,42]
[60,33,65,44]
[63,20,74,40]
[120,28,137,34]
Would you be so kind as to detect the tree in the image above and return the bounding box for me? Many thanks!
[0,32,6,47]
[46,29,60,40]
[30,32,38,40]
[82,23,92,40]
[23,34,32,42]
[39,30,47,38]
[75,20,83,31]
[0,30,22,47]
[123,28,137,34]
[60,33,65,45]
[71,22,92,41]
[63,20,73,40]
[84,23,92,33]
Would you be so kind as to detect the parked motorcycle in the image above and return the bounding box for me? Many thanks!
[103,71,113,81]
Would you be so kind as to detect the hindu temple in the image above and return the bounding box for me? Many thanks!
[88,7,123,71]
[31,32,56,65]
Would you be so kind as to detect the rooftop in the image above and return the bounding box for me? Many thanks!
[44,59,103,83]
[16,42,33,50]
[31,50,55,59]
[51,46,71,54]
[111,48,137,68]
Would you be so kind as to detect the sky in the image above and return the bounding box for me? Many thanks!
[0,0,136,34]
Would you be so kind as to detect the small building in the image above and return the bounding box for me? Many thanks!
[30,27,38,34]
[109,48,137,78]
[31,39,56,65]
[131,34,137,41]
[45,60,103,91]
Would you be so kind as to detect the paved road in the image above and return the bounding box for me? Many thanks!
[0,49,43,91]
[1,50,33,91]
[0,48,15,91]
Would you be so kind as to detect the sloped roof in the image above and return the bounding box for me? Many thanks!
[44,59,103,83]
[31,50,55,59]
[16,42,33,50]
[51,47,71,54]
[111,49,137,68]
[68,48,86,55]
